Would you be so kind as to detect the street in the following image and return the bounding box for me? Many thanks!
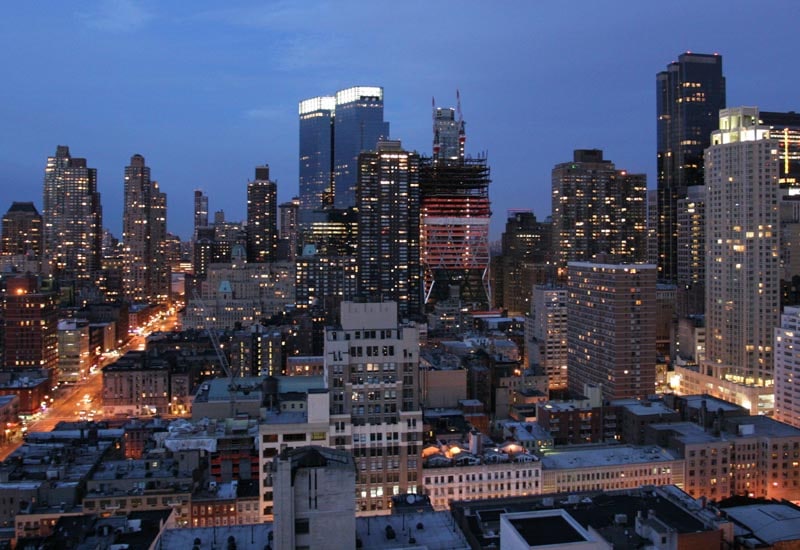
[0,307,180,461]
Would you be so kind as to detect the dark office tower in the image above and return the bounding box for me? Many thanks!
[551,149,647,274]
[3,274,58,372]
[42,145,103,284]
[122,154,169,304]
[357,140,421,319]
[298,96,335,228]
[495,211,552,314]
[2,202,42,259]
[278,197,299,262]
[246,165,278,263]
[194,190,209,237]
[657,52,725,282]
[420,101,492,310]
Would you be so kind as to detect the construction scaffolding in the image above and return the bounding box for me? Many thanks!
[420,157,492,309]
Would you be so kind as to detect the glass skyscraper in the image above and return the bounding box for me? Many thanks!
[656,52,725,282]
[298,87,389,226]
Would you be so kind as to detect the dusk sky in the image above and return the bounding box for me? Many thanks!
[1,1,798,242]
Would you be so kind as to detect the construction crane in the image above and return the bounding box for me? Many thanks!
[190,289,242,417]
[191,289,233,379]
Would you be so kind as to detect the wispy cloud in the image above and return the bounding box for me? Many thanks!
[192,2,328,32]
[243,106,286,120]
[77,0,153,32]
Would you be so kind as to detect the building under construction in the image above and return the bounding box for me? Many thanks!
[420,100,491,310]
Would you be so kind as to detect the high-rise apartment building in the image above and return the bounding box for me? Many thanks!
[567,262,657,401]
[246,165,278,263]
[3,274,58,372]
[357,140,421,319]
[657,52,725,282]
[122,154,169,304]
[42,145,103,284]
[551,149,647,273]
[774,306,800,429]
[420,104,491,309]
[1,202,42,259]
[298,87,389,226]
[526,285,568,390]
[325,301,423,514]
[704,107,779,386]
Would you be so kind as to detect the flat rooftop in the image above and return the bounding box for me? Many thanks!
[648,422,725,444]
[507,511,588,546]
[159,523,273,550]
[722,503,800,544]
[540,445,678,470]
[355,510,470,550]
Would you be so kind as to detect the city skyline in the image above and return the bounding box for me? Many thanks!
[1,2,799,241]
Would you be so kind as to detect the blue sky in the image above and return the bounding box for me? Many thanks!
[1,1,799,241]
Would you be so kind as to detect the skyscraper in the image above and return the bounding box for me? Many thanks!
[42,145,103,285]
[495,210,552,314]
[551,149,647,272]
[122,154,169,304]
[704,107,779,386]
[657,52,725,282]
[298,87,389,226]
[567,262,657,401]
[1,202,42,259]
[246,165,278,263]
[194,189,209,237]
[357,140,421,319]
[420,103,491,309]
[298,95,335,227]
[278,197,300,262]
[333,87,390,210]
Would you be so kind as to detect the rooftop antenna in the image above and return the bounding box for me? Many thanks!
[456,90,466,160]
